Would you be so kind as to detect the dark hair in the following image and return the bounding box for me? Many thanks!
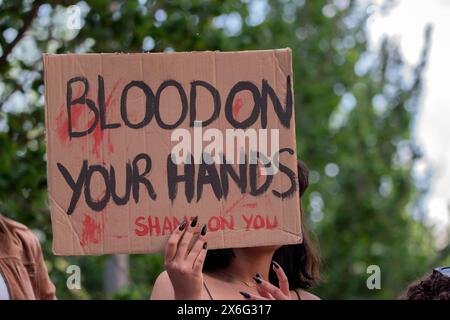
[400,270,450,300]
[203,160,321,290]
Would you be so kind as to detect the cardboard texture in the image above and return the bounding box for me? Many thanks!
[43,49,302,255]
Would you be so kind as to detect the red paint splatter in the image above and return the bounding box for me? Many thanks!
[225,194,248,214]
[232,97,243,119]
[55,81,121,158]
[90,118,102,159]
[91,80,121,159]
[56,103,85,142]
[107,134,114,153]
[243,203,257,209]
[80,214,102,247]
[56,87,84,142]
[113,235,128,239]
[56,103,67,141]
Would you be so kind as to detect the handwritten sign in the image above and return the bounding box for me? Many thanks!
[44,49,302,255]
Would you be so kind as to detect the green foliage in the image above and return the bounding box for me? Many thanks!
[0,0,446,299]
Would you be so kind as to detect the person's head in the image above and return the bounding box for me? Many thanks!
[400,267,450,300]
[203,160,321,290]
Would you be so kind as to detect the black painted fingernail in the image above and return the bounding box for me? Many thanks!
[200,224,207,236]
[203,242,208,249]
[178,220,187,231]
[253,276,262,284]
[190,216,198,227]
[272,261,280,269]
[256,273,262,279]
[240,291,251,299]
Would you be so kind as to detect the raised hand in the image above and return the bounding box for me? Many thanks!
[164,216,208,300]
[239,261,291,300]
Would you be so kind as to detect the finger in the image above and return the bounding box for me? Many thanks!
[253,273,273,299]
[272,261,290,296]
[239,291,270,300]
[256,286,275,300]
[192,242,208,274]
[176,216,199,260]
[253,276,288,300]
[186,224,207,265]
[165,219,188,262]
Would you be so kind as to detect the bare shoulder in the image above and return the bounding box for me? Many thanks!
[300,290,321,300]
[150,270,174,300]
[290,289,321,300]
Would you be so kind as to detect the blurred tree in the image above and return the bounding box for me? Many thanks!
[0,0,446,299]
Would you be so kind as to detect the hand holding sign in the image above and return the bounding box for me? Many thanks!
[164,216,208,300]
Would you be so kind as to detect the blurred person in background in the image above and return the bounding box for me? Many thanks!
[151,160,321,300]
[0,214,56,300]
[400,267,450,300]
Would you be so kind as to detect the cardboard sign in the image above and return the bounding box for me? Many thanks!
[43,49,302,255]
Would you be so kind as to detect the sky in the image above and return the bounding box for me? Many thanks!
[368,0,450,245]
